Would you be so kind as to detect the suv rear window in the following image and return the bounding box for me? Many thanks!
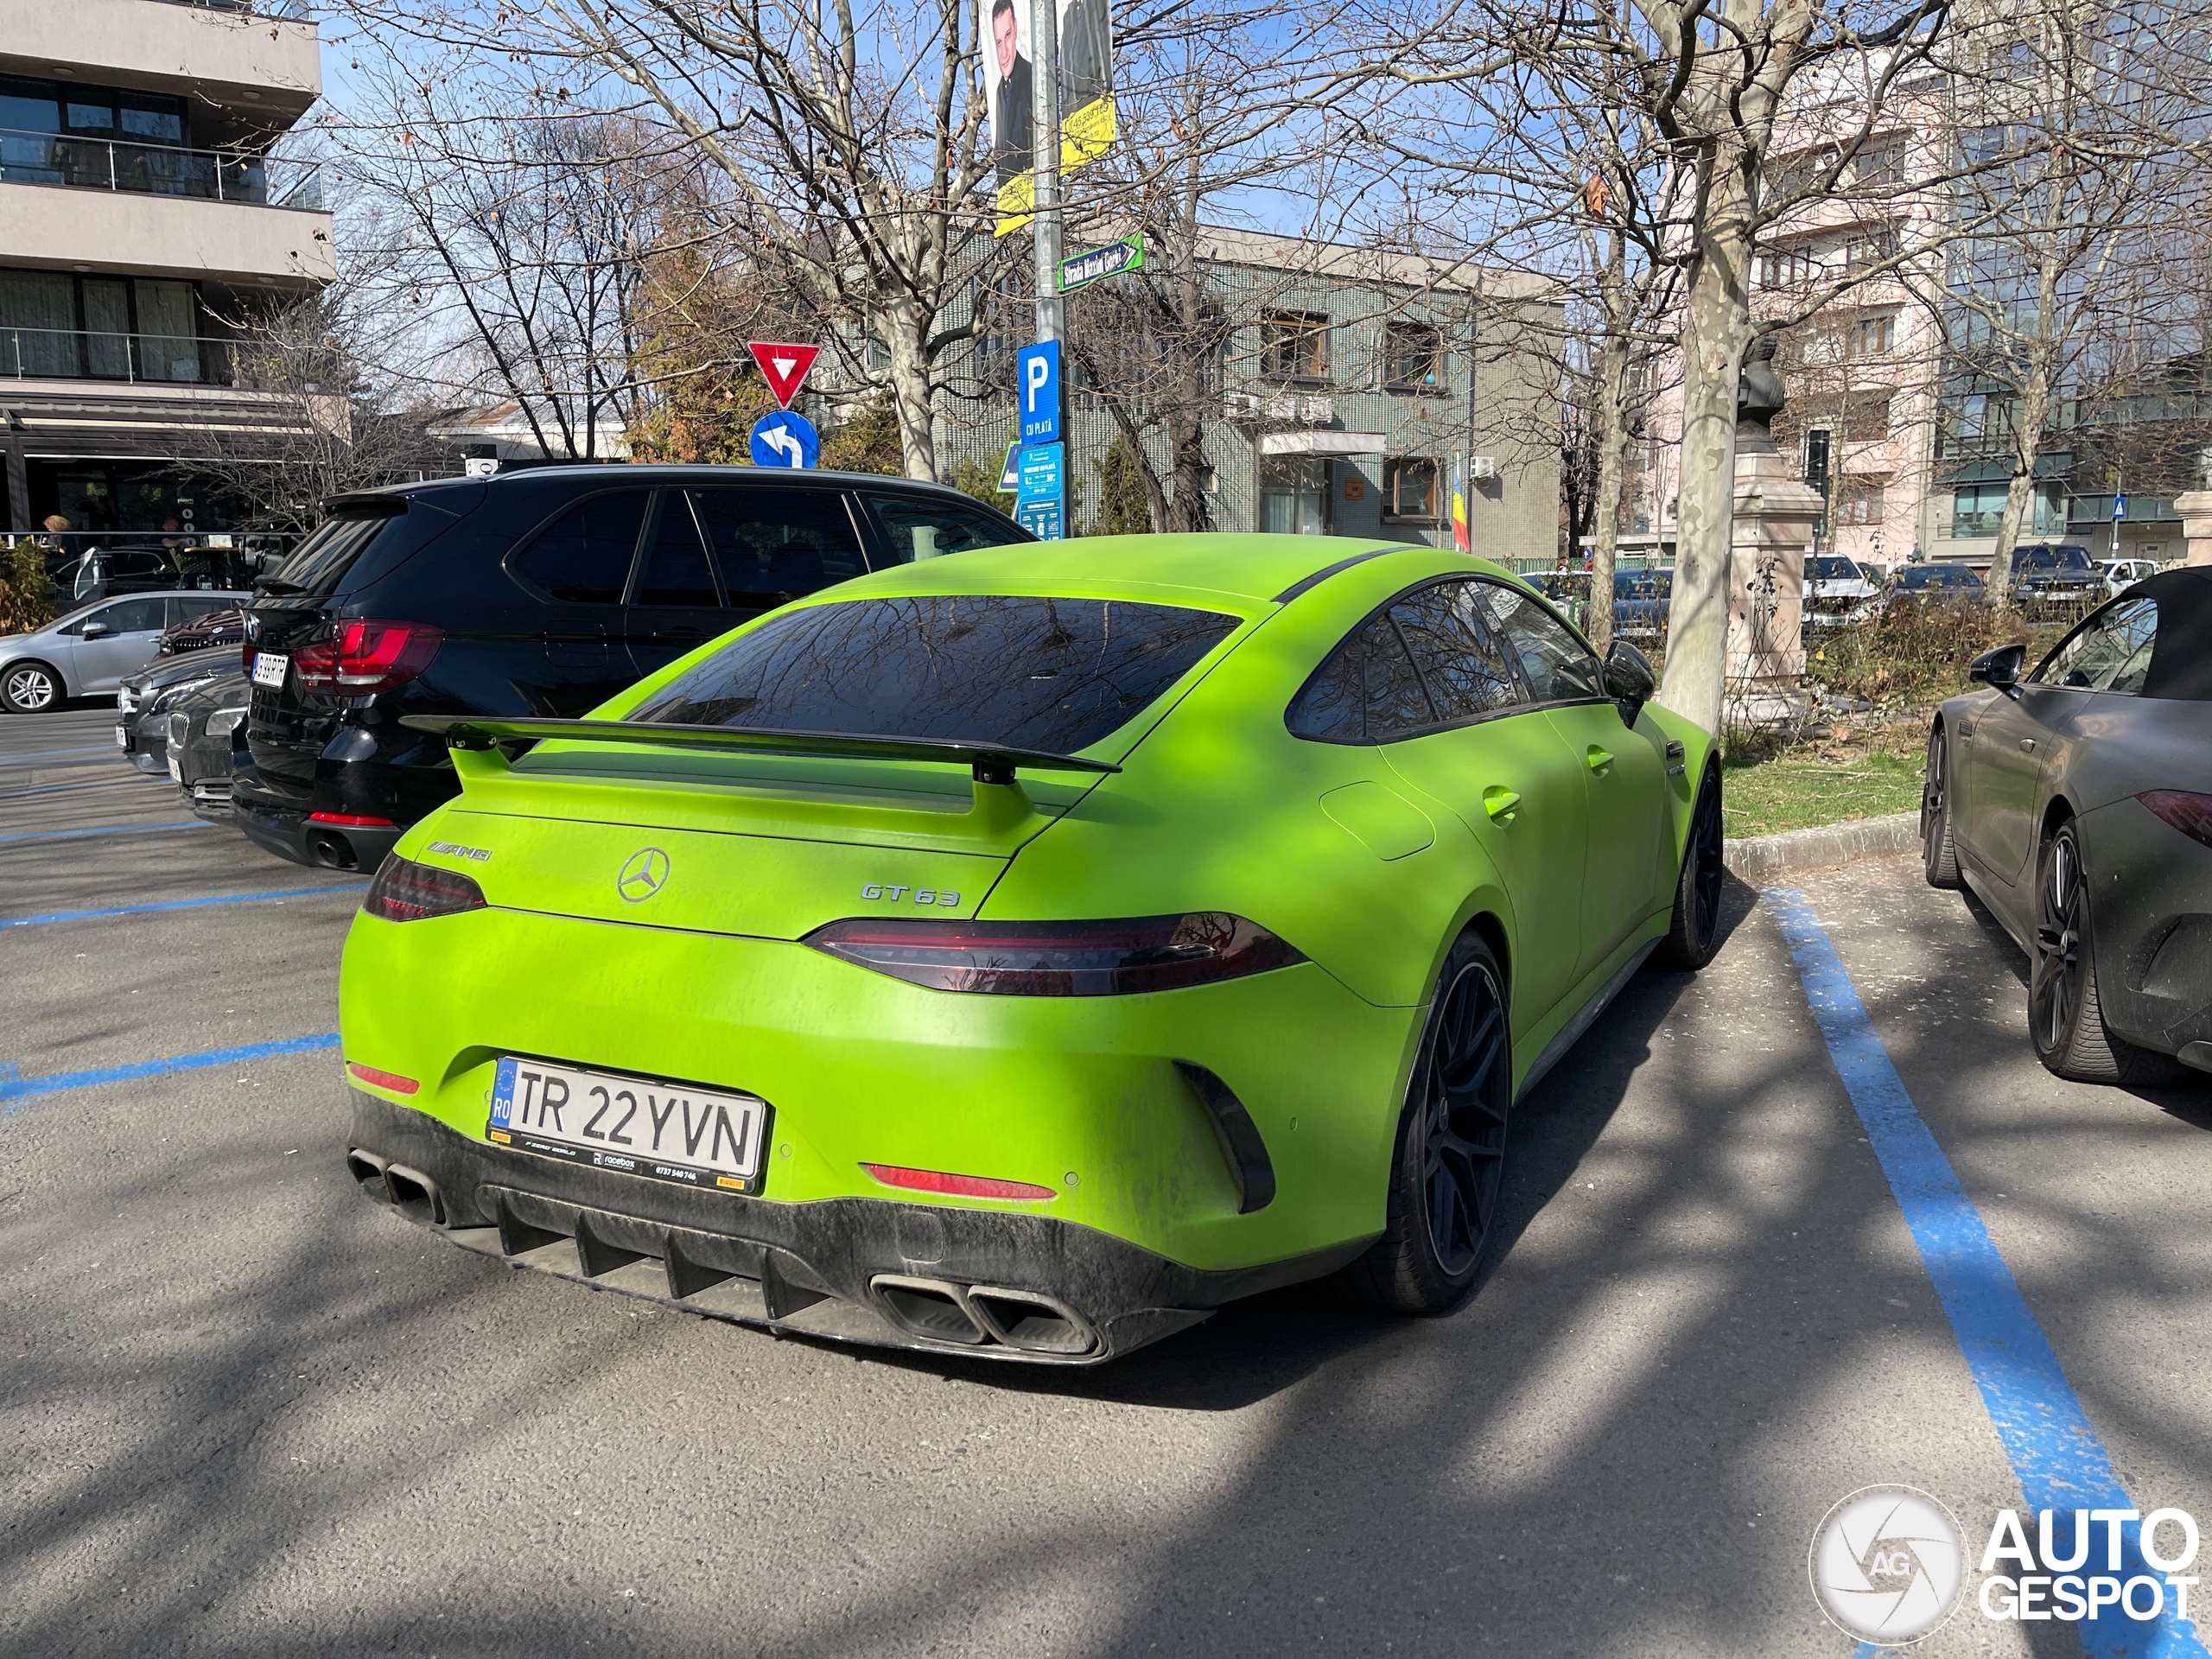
[631,595,1240,753]
[2021,544,2093,569]
[268,516,387,597]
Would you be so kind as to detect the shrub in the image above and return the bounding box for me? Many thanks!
[0,540,57,634]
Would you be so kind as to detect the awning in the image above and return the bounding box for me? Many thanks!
[1256,430,1389,457]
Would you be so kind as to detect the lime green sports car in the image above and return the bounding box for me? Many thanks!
[339,534,1722,1363]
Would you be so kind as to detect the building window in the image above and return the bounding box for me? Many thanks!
[1848,314,1897,356]
[1840,226,1900,273]
[1758,245,1816,288]
[1853,139,1905,188]
[1843,394,1893,441]
[0,267,215,384]
[1383,323,1444,391]
[1258,456,1331,534]
[1951,480,2064,538]
[1382,457,1440,522]
[1259,311,1331,384]
[1834,480,1886,524]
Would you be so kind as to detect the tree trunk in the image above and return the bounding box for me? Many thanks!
[1654,162,1754,739]
[1586,250,1630,654]
[1986,360,2054,600]
[883,308,939,482]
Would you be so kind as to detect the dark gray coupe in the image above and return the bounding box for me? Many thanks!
[1922,568,2212,1085]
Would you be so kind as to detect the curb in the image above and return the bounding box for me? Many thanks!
[1723,810,1919,882]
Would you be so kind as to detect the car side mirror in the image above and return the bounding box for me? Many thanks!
[80,620,111,639]
[1969,643,2025,696]
[1603,639,1655,723]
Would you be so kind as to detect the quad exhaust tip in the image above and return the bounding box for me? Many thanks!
[869,1274,1096,1357]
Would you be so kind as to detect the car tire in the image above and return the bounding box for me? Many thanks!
[1342,931,1511,1315]
[2029,820,2180,1086]
[1921,723,1962,890]
[1654,763,1725,971]
[1,660,62,714]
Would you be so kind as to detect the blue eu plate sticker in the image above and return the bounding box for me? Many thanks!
[490,1057,518,1128]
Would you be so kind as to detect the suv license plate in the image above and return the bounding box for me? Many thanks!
[251,652,288,689]
[115,723,129,749]
[486,1057,767,1192]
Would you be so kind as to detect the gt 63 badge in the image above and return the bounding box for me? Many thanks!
[862,883,961,906]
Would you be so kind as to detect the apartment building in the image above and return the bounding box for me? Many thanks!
[0,0,335,539]
[942,227,1562,560]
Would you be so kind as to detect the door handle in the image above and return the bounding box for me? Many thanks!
[2019,738,2037,752]
[1586,746,1614,774]
[1483,786,1522,823]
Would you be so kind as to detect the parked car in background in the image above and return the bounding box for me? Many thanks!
[2008,543,2107,617]
[153,606,245,659]
[2,589,249,714]
[47,543,258,603]
[1922,568,2212,1085]
[1804,555,1882,626]
[1886,563,1986,608]
[239,466,1035,871]
[2099,556,2162,597]
[167,673,253,820]
[1611,567,1672,640]
[116,649,245,773]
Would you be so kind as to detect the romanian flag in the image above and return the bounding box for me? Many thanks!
[1451,464,1470,551]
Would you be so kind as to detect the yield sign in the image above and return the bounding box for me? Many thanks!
[747,340,820,410]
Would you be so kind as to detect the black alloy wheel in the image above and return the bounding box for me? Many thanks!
[2,661,60,715]
[1344,932,1512,1313]
[1921,723,1962,889]
[2029,821,2177,1086]
[1656,765,1726,970]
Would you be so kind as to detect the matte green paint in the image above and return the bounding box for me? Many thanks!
[339,534,1716,1277]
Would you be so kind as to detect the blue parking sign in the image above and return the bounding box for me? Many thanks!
[1017,442,1064,504]
[1017,341,1061,444]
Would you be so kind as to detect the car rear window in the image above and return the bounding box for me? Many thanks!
[630,594,1241,754]
[268,516,389,597]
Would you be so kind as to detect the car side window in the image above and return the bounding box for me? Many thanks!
[691,488,867,609]
[2031,597,2156,693]
[863,493,1027,563]
[511,490,651,604]
[1287,612,1433,743]
[99,597,168,633]
[1387,581,1522,721]
[633,493,721,607]
[1471,582,1606,702]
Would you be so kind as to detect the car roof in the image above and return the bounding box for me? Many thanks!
[346,466,1007,511]
[797,533,1497,608]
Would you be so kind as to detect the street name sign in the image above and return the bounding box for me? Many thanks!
[1058,235,1144,293]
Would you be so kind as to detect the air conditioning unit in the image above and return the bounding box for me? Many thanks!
[1468,454,1498,479]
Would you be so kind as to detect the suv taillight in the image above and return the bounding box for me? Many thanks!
[294,620,443,696]
[805,913,1304,995]
[363,854,487,922]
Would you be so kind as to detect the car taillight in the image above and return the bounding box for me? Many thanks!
[2139,791,2212,850]
[362,853,487,922]
[294,620,442,696]
[805,912,1305,995]
[862,1164,1058,1201]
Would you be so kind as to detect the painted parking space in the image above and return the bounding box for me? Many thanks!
[2,698,2207,1655]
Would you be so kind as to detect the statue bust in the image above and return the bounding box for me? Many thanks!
[1736,332,1786,455]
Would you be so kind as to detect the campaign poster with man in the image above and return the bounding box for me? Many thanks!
[985,0,1115,232]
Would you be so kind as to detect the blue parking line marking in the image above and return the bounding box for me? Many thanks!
[1768,888,2207,1659]
[0,820,213,847]
[0,883,365,930]
[0,1033,340,1113]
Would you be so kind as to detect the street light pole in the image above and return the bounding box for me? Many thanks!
[1030,0,1064,346]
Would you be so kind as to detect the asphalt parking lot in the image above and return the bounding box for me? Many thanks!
[4,702,2209,1657]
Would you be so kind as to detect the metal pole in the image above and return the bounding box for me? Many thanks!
[1030,0,1063,345]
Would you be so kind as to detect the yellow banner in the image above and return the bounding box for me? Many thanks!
[994,95,1116,238]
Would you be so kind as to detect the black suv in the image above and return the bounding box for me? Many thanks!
[236,466,1033,871]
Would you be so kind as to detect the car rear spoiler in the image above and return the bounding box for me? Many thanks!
[399,715,1121,785]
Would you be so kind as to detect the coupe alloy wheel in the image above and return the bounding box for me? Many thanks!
[1688,775,1724,950]
[1417,958,1511,1277]
[2031,827,2085,1054]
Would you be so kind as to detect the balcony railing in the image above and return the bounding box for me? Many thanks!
[2,325,233,385]
[0,128,322,210]
[155,0,315,17]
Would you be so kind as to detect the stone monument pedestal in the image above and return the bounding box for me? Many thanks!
[2171,489,2212,567]
[1725,448,1821,728]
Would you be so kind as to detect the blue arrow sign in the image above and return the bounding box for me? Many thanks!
[1017,340,1062,445]
[749,410,819,468]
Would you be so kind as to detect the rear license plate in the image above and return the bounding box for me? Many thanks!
[251,652,289,689]
[487,1057,767,1192]
[115,723,129,749]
